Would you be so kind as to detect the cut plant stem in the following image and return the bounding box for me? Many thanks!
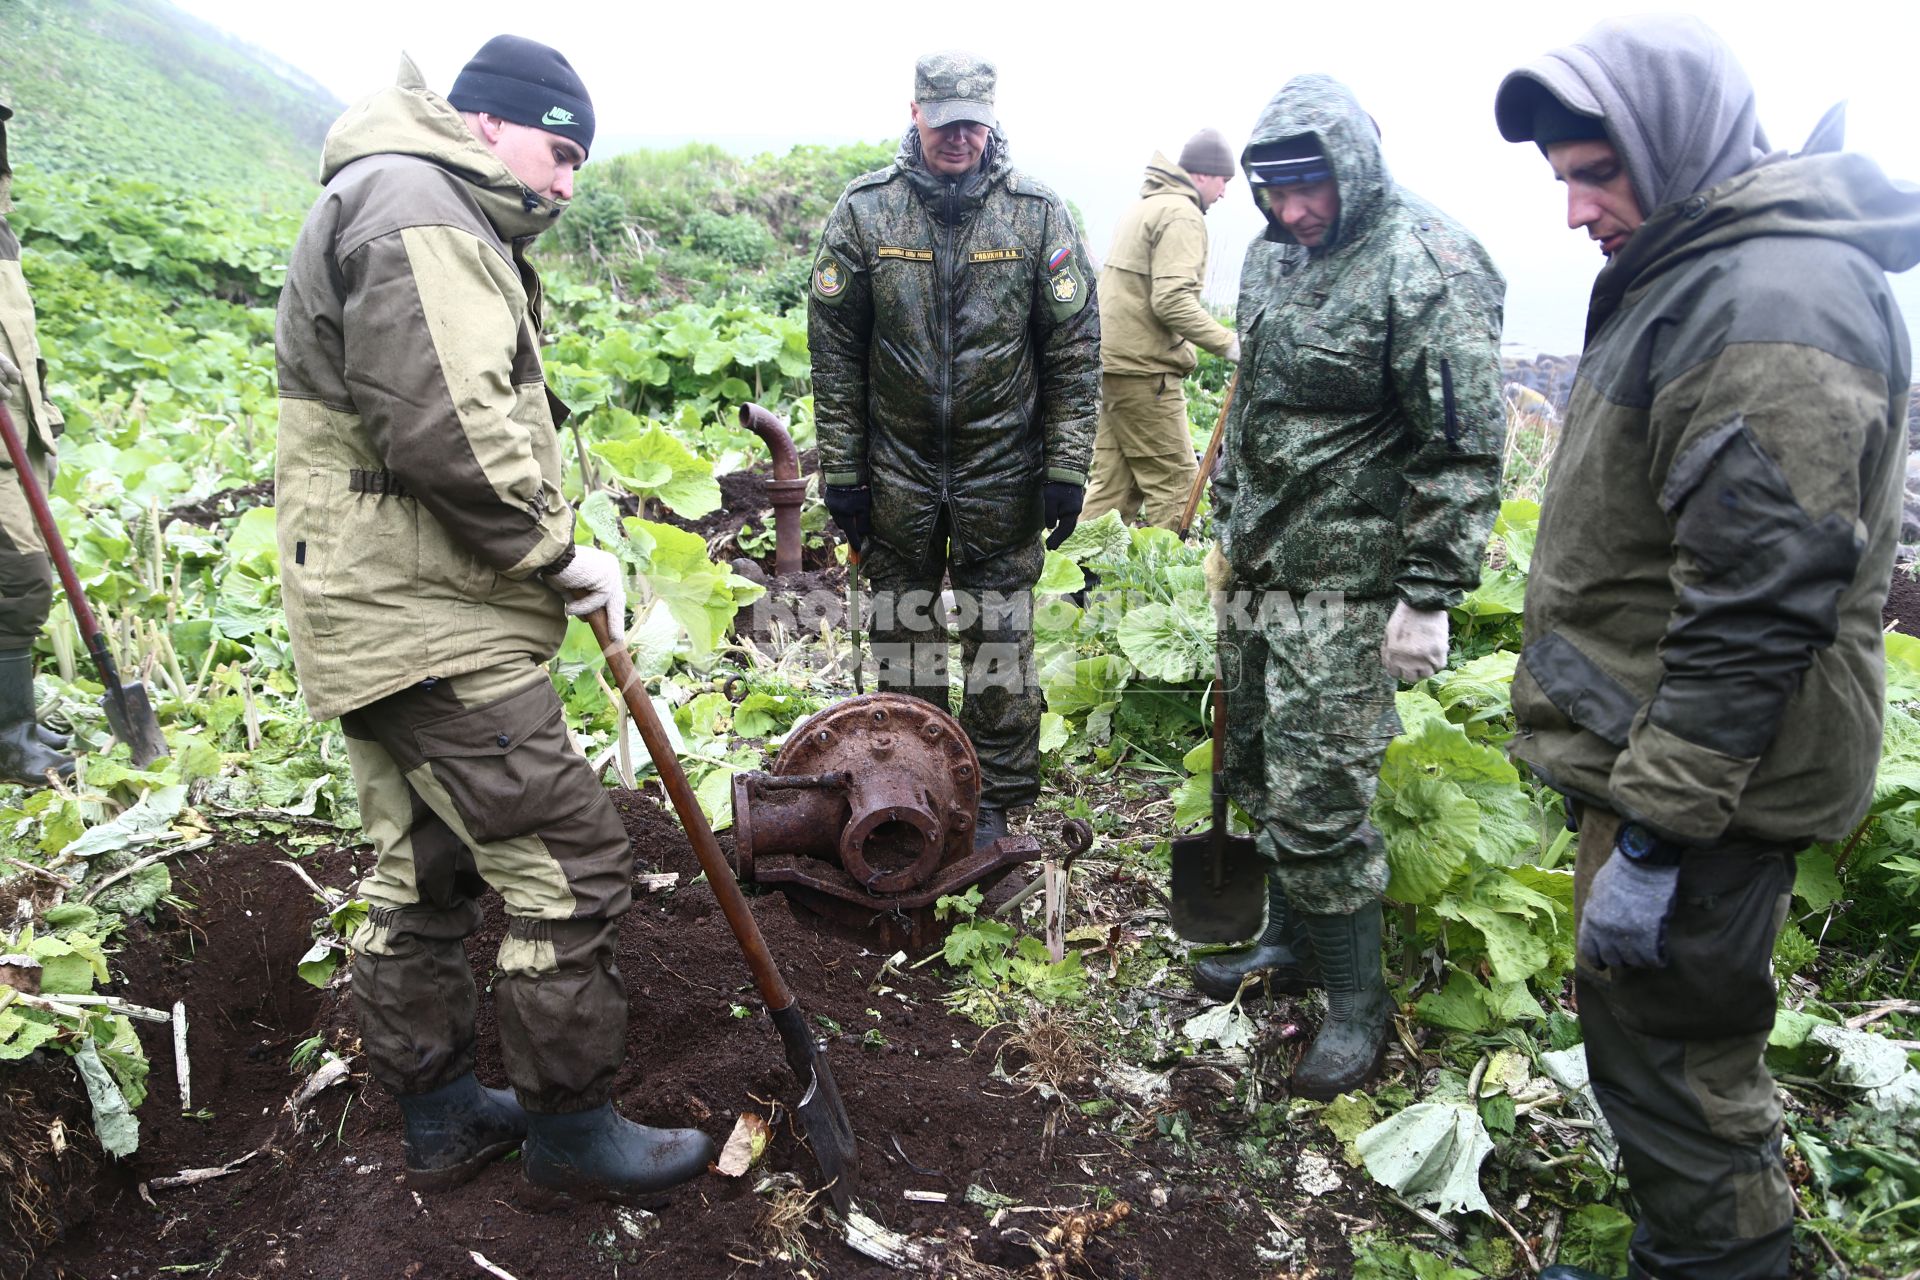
[173,1001,191,1111]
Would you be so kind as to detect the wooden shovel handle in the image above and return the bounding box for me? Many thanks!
[1178,367,1240,541]
[586,609,795,1013]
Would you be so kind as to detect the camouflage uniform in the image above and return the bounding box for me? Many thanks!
[807,55,1099,810]
[1214,76,1505,913]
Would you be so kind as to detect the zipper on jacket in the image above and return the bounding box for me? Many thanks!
[937,179,959,537]
[1440,357,1458,448]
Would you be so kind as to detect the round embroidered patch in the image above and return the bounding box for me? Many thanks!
[814,257,844,296]
[1046,246,1072,272]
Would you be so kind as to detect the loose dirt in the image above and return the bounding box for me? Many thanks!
[18,791,1368,1279]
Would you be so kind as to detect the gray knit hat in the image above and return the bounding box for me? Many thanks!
[1178,128,1235,177]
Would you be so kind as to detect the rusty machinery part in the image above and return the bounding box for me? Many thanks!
[731,693,1062,950]
[739,403,806,578]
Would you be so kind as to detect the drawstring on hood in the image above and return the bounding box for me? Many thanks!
[322,55,567,240]
[1493,15,1770,218]
[1240,75,1388,255]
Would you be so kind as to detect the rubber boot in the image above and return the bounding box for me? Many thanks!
[35,723,70,750]
[1192,874,1319,1001]
[394,1072,527,1190]
[1538,1268,1614,1280]
[974,805,1007,852]
[522,1104,715,1207]
[1290,901,1394,1100]
[0,649,73,786]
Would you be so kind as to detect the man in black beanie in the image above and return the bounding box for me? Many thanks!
[1495,16,1920,1279]
[1084,127,1240,530]
[275,37,715,1207]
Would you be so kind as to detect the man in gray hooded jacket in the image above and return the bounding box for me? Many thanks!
[1496,16,1920,1280]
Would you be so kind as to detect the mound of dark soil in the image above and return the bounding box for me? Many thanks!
[26,795,1271,1279]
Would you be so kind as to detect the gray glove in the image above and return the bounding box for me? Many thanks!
[0,352,20,398]
[1578,838,1680,970]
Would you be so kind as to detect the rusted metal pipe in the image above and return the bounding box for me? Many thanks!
[739,403,805,577]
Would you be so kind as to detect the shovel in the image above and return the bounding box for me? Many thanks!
[1176,367,1240,541]
[844,545,864,695]
[585,608,858,1211]
[1169,662,1265,943]
[0,403,169,767]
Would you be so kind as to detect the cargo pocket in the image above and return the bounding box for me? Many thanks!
[1517,632,1639,748]
[1610,847,1793,1041]
[413,678,602,846]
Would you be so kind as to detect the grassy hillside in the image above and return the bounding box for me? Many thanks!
[0,0,338,199]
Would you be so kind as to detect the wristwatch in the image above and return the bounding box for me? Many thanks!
[1615,820,1683,867]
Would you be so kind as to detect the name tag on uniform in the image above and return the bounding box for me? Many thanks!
[876,245,934,261]
[968,248,1024,263]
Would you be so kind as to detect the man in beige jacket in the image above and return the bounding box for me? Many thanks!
[1083,129,1239,529]
[275,35,712,1206]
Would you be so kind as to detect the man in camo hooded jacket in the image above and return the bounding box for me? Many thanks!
[1200,76,1506,1100]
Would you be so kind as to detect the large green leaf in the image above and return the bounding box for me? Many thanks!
[593,421,722,518]
[1114,598,1214,683]
[1035,551,1086,596]
[1355,1101,1493,1216]
[1377,775,1477,905]
[1042,655,1132,719]
[1053,510,1131,564]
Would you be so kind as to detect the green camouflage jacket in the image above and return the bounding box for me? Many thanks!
[1512,147,1920,848]
[274,57,574,721]
[808,129,1099,563]
[1214,76,1505,609]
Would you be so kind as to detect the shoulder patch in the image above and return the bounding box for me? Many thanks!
[1046,246,1071,272]
[812,256,847,300]
[1049,270,1079,304]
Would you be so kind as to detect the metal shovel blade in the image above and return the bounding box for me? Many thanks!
[770,1002,858,1212]
[1169,830,1265,943]
[102,678,169,769]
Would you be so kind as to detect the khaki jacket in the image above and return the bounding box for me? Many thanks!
[1097,153,1234,377]
[1,112,62,454]
[274,58,575,721]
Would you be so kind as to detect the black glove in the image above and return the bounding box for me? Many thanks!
[823,484,871,553]
[1043,481,1084,550]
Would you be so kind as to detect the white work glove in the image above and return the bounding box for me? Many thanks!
[0,352,20,398]
[1204,544,1233,596]
[1224,336,1241,364]
[1380,601,1449,683]
[545,545,627,645]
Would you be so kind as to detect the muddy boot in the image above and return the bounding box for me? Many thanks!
[395,1072,527,1190]
[974,805,1007,851]
[1192,874,1318,1001]
[0,649,72,786]
[35,723,70,750]
[522,1104,715,1207]
[1290,901,1393,1100]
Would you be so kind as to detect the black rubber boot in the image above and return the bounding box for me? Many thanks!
[36,723,70,750]
[0,649,73,786]
[973,805,1007,851]
[1538,1267,1614,1280]
[394,1072,527,1190]
[1192,874,1318,1001]
[522,1104,715,1207]
[1290,901,1394,1100]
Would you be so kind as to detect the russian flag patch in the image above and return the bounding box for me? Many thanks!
[1047,246,1071,272]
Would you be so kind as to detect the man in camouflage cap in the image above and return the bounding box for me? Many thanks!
[810,52,1100,847]
[1198,77,1505,1099]
[0,99,76,787]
